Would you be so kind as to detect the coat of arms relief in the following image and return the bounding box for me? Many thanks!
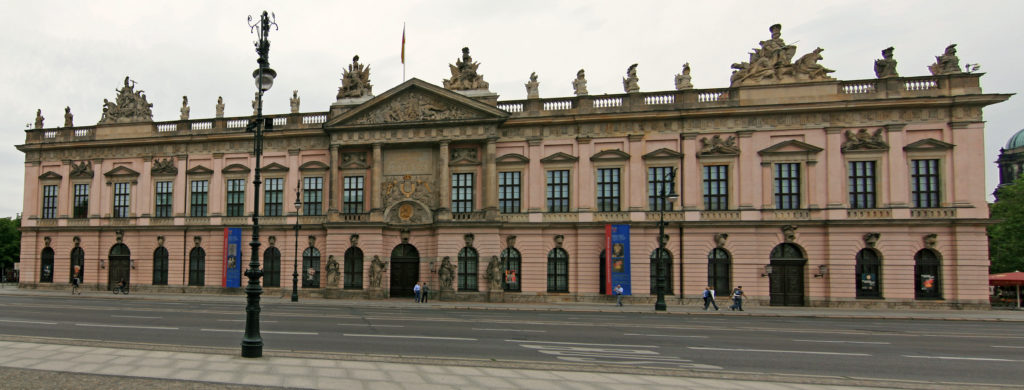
[383,175,436,224]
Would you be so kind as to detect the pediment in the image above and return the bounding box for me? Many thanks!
[39,171,62,180]
[221,163,251,174]
[496,153,529,165]
[104,166,140,178]
[262,162,289,172]
[540,152,579,164]
[185,165,213,175]
[590,149,630,162]
[450,148,481,166]
[325,78,509,128]
[299,161,329,171]
[903,138,954,151]
[758,140,824,156]
[642,148,684,160]
[340,152,369,169]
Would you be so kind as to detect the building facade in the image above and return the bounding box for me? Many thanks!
[17,27,1009,308]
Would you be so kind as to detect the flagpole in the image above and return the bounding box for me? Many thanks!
[402,22,406,81]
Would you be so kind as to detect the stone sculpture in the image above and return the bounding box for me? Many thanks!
[64,106,73,127]
[438,256,457,291]
[699,135,740,155]
[215,96,225,118]
[928,44,962,75]
[729,24,835,87]
[622,64,640,93]
[486,255,504,291]
[338,55,373,99]
[714,233,729,248]
[34,109,44,129]
[290,90,300,113]
[572,69,588,95]
[841,128,888,151]
[443,47,489,91]
[325,255,340,287]
[179,96,190,120]
[863,233,880,248]
[99,76,154,124]
[874,47,899,78]
[151,158,177,175]
[675,63,693,90]
[70,161,93,178]
[525,72,540,99]
[252,92,259,115]
[782,225,798,242]
[792,48,835,80]
[369,255,388,288]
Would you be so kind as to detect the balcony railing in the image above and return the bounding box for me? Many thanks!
[910,208,956,218]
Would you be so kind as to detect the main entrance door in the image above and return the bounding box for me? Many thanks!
[769,243,805,306]
[108,243,131,290]
[389,243,419,298]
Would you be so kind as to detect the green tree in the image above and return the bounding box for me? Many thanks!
[0,216,20,274]
[990,178,1024,273]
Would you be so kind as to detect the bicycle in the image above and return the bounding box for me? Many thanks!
[112,285,129,295]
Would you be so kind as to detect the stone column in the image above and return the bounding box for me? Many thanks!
[328,144,339,215]
[483,137,498,218]
[371,143,382,212]
[439,141,451,219]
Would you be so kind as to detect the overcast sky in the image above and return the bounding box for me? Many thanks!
[2,1,1022,219]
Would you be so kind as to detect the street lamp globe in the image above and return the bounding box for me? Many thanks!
[253,67,277,92]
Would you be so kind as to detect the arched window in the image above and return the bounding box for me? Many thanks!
[547,248,569,293]
[855,249,881,298]
[70,247,85,284]
[303,247,321,288]
[458,247,479,291]
[501,247,521,292]
[153,247,168,285]
[914,249,941,299]
[188,247,205,286]
[263,247,281,288]
[344,246,363,289]
[650,248,673,295]
[40,247,54,283]
[708,248,731,295]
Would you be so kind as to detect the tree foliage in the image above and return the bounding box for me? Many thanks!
[0,216,20,271]
[989,178,1024,273]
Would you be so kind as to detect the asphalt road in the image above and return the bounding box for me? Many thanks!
[1,295,1022,387]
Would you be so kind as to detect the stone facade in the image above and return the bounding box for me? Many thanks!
[17,31,1010,308]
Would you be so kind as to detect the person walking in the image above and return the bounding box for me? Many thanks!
[413,282,422,303]
[421,283,430,303]
[71,269,81,296]
[729,285,747,311]
[614,284,624,307]
[703,286,719,310]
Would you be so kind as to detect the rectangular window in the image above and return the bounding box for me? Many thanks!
[190,180,208,217]
[41,185,58,219]
[73,184,89,218]
[226,179,245,217]
[154,181,173,218]
[702,165,728,210]
[774,163,801,210]
[546,170,570,212]
[648,167,676,211]
[264,178,282,217]
[303,177,323,216]
[343,176,364,214]
[911,159,940,208]
[596,168,620,212]
[848,161,876,209]
[452,173,474,213]
[113,182,131,218]
[498,171,521,213]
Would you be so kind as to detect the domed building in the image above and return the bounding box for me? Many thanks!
[997,128,1024,189]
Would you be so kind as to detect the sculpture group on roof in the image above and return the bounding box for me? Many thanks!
[99,76,154,124]
[729,24,835,87]
[622,64,640,93]
[928,44,962,75]
[874,47,899,78]
[444,47,489,91]
[338,55,373,99]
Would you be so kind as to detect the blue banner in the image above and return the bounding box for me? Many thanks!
[223,228,242,288]
[607,224,631,295]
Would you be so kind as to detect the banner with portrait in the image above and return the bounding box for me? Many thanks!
[223,228,242,288]
[605,224,631,295]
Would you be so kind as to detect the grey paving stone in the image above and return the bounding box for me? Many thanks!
[388,371,427,384]
[350,369,388,381]
[316,377,364,390]
[282,375,316,389]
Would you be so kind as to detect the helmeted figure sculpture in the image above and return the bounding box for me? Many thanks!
[443,47,489,91]
[928,44,962,75]
[874,47,899,78]
[338,55,373,99]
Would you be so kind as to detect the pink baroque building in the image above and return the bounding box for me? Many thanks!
[17,28,1010,308]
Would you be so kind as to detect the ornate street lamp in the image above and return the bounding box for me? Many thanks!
[241,10,277,359]
[292,188,301,302]
[655,167,678,312]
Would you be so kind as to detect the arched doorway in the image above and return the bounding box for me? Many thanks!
[769,243,806,306]
[108,243,131,290]
[39,248,54,283]
[70,247,84,284]
[263,247,281,288]
[302,247,321,288]
[708,248,731,296]
[914,249,941,299]
[389,243,419,297]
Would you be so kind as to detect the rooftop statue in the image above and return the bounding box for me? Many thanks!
[675,62,693,90]
[443,47,489,91]
[572,69,588,96]
[179,96,190,120]
[622,63,640,93]
[34,109,44,129]
[215,96,224,118]
[525,72,540,99]
[251,92,259,115]
[729,24,835,87]
[64,106,73,127]
[290,90,300,113]
[338,55,373,99]
[928,44,962,75]
[874,47,899,78]
[98,76,154,124]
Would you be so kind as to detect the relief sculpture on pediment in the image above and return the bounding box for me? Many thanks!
[351,91,480,125]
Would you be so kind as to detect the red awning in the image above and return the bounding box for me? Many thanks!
[989,271,1024,287]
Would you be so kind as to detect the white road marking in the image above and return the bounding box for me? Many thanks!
[0,319,58,325]
[76,323,178,330]
[217,319,278,323]
[337,323,404,327]
[991,345,1024,349]
[506,340,657,348]
[343,334,476,341]
[903,355,1019,362]
[625,333,707,338]
[474,328,546,333]
[111,315,162,319]
[793,339,890,345]
[689,347,870,356]
[200,328,317,335]
[513,340,719,369]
